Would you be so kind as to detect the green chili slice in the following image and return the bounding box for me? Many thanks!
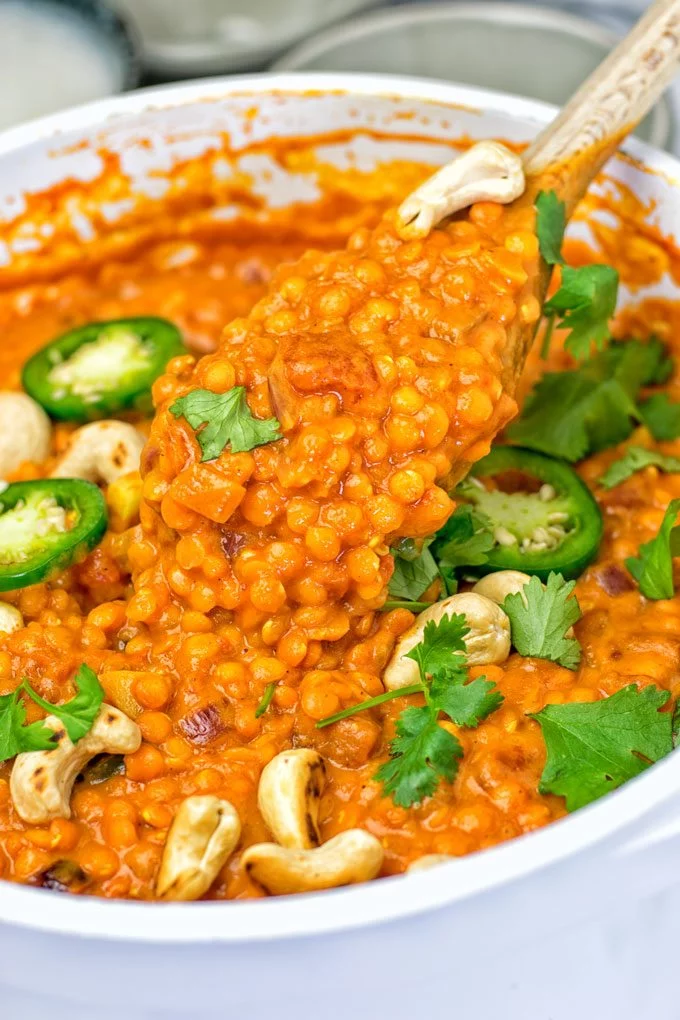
[451,446,603,581]
[0,480,107,591]
[22,316,186,421]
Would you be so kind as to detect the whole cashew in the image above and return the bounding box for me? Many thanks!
[384,592,511,691]
[395,141,525,240]
[472,571,533,605]
[157,795,241,901]
[0,601,23,634]
[10,705,141,824]
[0,392,50,475]
[242,829,383,896]
[51,421,145,485]
[258,749,326,849]
[407,854,455,872]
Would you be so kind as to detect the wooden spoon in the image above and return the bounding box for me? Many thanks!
[399,0,680,396]
[508,0,680,384]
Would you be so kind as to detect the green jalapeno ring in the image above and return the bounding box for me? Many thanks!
[22,316,186,422]
[0,480,107,592]
[454,446,603,581]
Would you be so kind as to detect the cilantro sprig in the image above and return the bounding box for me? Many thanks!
[0,664,104,763]
[508,338,670,462]
[536,190,566,266]
[640,393,680,441]
[625,498,680,600]
[386,505,494,611]
[535,189,619,360]
[170,387,282,461]
[532,684,673,811]
[599,446,680,490]
[318,614,503,807]
[431,504,494,572]
[387,538,440,603]
[503,572,582,670]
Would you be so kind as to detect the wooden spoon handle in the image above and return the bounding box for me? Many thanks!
[524,0,680,209]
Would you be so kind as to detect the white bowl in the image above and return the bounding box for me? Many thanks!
[274,2,673,150]
[1,74,680,1020]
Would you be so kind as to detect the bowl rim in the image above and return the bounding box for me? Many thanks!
[0,71,679,944]
[272,1,672,151]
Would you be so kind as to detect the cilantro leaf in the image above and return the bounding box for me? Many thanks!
[625,498,680,600]
[405,613,469,678]
[673,700,680,748]
[430,670,504,728]
[508,339,664,461]
[536,190,566,266]
[543,264,619,360]
[531,684,672,811]
[388,538,440,602]
[640,393,680,441]
[503,572,582,670]
[375,705,462,808]
[431,504,494,570]
[599,446,680,489]
[23,664,104,743]
[0,690,57,763]
[170,387,282,460]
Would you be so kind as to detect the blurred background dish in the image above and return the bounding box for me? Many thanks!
[0,0,139,130]
[274,1,672,149]
[108,0,387,77]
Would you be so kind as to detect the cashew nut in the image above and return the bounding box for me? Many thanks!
[10,704,141,824]
[0,601,23,634]
[242,829,384,896]
[472,571,533,605]
[407,854,455,872]
[51,421,145,485]
[384,592,511,691]
[258,749,326,849]
[157,795,241,901]
[395,141,525,240]
[0,391,51,475]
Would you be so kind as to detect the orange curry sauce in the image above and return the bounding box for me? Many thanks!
[0,135,679,901]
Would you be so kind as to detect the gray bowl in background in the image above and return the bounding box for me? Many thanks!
[274,1,672,150]
[109,0,387,78]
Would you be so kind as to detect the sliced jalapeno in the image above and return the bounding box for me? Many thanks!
[0,480,107,591]
[453,447,603,581]
[22,317,186,421]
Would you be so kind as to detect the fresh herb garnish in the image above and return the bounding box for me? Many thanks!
[536,190,566,266]
[543,264,619,361]
[599,446,680,489]
[508,338,669,461]
[254,682,277,719]
[535,188,619,360]
[0,690,57,762]
[382,600,434,612]
[376,705,463,808]
[639,393,680,441]
[431,504,494,572]
[170,387,282,460]
[376,616,502,807]
[503,572,582,670]
[0,664,104,762]
[388,538,439,602]
[625,498,680,600]
[531,684,673,811]
[317,614,502,806]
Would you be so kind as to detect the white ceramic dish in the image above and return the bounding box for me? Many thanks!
[1,73,680,1020]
